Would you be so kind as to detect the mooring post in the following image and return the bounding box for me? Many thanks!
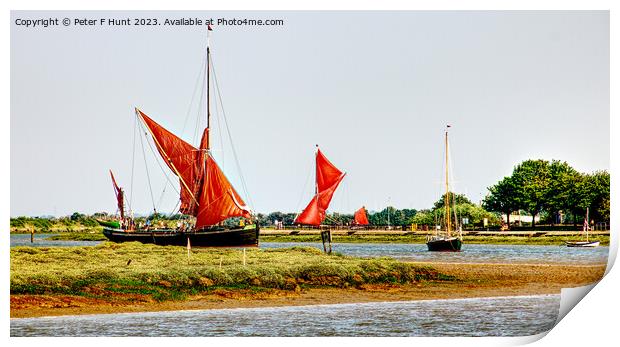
[321,229,332,255]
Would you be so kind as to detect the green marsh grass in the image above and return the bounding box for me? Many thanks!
[11,242,447,301]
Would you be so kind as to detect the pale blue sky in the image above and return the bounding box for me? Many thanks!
[11,11,609,217]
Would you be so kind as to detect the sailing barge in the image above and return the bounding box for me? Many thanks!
[103,27,258,247]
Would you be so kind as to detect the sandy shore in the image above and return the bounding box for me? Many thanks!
[10,262,605,319]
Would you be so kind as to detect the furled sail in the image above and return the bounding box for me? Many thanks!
[109,170,124,219]
[137,108,251,228]
[295,149,345,226]
[354,206,369,225]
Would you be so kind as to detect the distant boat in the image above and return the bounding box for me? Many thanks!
[426,125,463,252]
[102,27,258,247]
[353,206,369,226]
[294,146,346,226]
[566,208,599,247]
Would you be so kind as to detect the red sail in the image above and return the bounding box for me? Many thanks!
[316,174,345,210]
[354,206,369,225]
[295,196,323,226]
[109,170,124,219]
[316,149,344,192]
[137,109,200,214]
[295,149,345,226]
[137,108,251,227]
[195,154,251,228]
[294,176,345,226]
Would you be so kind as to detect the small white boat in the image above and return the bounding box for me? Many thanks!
[565,240,600,248]
[566,208,599,248]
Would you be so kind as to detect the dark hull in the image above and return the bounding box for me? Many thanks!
[427,237,462,252]
[102,225,259,247]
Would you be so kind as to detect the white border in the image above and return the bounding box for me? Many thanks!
[4,1,616,346]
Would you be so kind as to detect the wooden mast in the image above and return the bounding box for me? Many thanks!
[445,128,451,236]
[585,207,590,242]
[206,26,211,150]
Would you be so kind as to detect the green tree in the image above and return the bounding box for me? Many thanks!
[410,209,435,226]
[433,192,472,210]
[511,160,551,228]
[585,170,610,223]
[483,176,519,228]
[545,160,580,225]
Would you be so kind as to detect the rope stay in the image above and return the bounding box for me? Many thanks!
[210,53,255,212]
[211,59,225,170]
[295,157,314,213]
[138,119,184,213]
[181,57,207,138]
[139,124,157,214]
[129,110,138,217]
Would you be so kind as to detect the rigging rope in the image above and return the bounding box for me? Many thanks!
[193,72,205,146]
[154,58,206,209]
[213,71,225,170]
[129,111,138,216]
[294,154,314,213]
[181,57,207,137]
[139,121,182,205]
[210,54,255,211]
[156,183,168,213]
[139,125,157,214]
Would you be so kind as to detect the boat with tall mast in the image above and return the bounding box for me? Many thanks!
[102,26,259,247]
[426,125,463,252]
[294,145,345,253]
[565,207,600,247]
[294,145,346,226]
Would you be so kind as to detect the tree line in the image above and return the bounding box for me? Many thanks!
[482,160,609,228]
[10,159,609,231]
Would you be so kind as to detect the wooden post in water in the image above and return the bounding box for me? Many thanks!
[186,237,191,264]
[30,227,34,243]
[320,229,332,254]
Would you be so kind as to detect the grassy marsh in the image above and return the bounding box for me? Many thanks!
[10,242,448,302]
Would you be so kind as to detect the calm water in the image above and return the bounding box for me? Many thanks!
[261,242,609,264]
[10,234,607,264]
[10,233,103,247]
[10,294,559,337]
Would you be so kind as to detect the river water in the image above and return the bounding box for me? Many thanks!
[261,242,608,264]
[10,234,607,264]
[10,294,559,337]
[10,236,596,337]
